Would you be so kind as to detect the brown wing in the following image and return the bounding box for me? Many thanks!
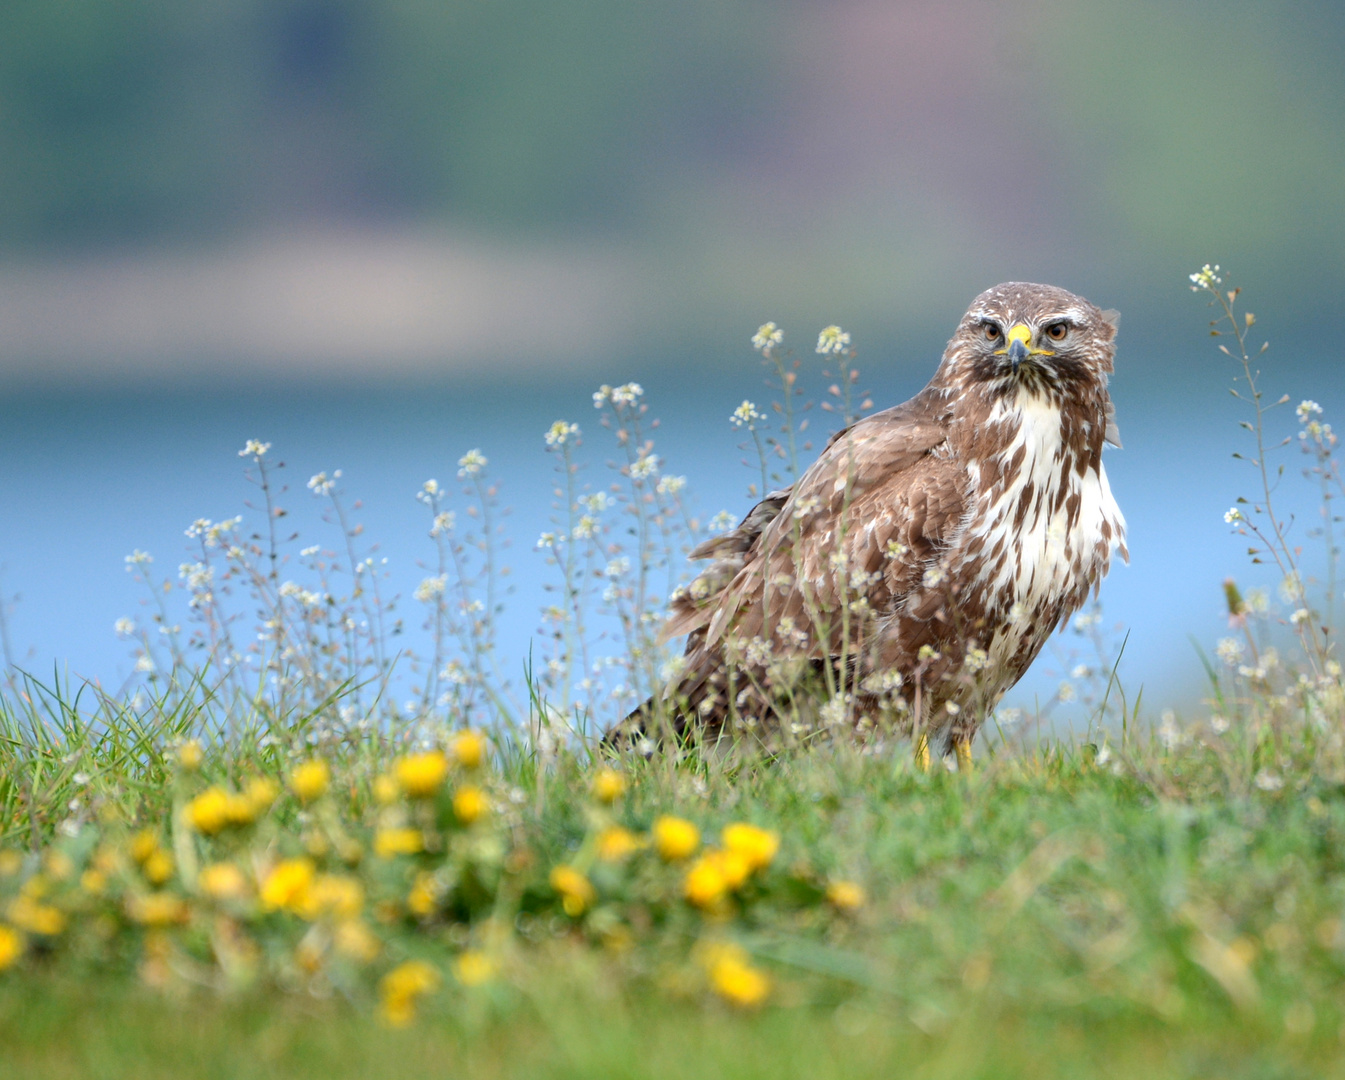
[664,386,963,658]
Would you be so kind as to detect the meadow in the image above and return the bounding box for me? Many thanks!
[0,269,1342,1079]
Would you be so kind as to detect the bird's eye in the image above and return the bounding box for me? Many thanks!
[1045,322,1068,342]
[982,323,1001,341]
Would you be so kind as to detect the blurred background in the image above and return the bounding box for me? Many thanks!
[0,0,1342,716]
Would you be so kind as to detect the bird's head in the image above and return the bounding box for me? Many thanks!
[945,282,1119,393]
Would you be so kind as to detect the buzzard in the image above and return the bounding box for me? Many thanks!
[619,283,1126,768]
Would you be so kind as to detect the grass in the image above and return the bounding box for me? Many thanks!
[3,736,1345,1078]
[1,269,1343,1077]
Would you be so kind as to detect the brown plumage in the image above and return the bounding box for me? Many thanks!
[616,283,1127,758]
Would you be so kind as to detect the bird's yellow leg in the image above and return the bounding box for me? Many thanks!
[914,732,931,773]
[954,735,973,774]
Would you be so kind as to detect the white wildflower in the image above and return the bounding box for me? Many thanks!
[730,400,764,428]
[922,566,946,588]
[239,439,272,458]
[945,701,961,716]
[1279,572,1304,604]
[657,474,686,496]
[604,557,631,579]
[1224,507,1243,524]
[1071,664,1091,680]
[883,539,909,560]
[135,655,154,673]
[1095,744,1112,767]
[1057,681,1077,703]
[414,575,447,603]
[709,510,736,533]
[1254,769,1284,793]
[308,471,340,496]
[125,550,153,567]
[1209,714,1230,735]
[536,531,557,549]
[996,708,1022,727]
[418,478,440,500]
[432,511,455,536]
[457,449,487,477]
[611,383,643,407]
[816,325,851,355]
[1188,264,1222,290]
[1290,608,1311,626]
[793,495,822,521]
[593,385,612,408]
[630,454,659,480]
[545,421,580,448]
[572,516,598,540]
[659,655,687,683]
[1296,400,1322,422]
[819,694,850,728]
[114,617,136,638]
[1157,710,1181,749]
[179,562,213,590]
[751,322,783,352]
[1215,637,1244,666]
[581,492,612,513]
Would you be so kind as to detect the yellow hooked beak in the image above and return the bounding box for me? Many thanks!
[994,322,1054,366]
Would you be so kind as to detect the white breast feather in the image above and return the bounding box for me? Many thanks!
[965,390,1126,681]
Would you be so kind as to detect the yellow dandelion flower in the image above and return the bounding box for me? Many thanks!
[185,787,232,834]
[80,869,107,895]
[826,880,866,912]
[378,959,440,1028]
[288,759,330,802]
[142,849,174,887]
[684,855,728,908]
[653,816,700,861]
[223,791,259,826]
[301,874,364,921]
[177,740,203,771]
[705,944,770,1008]
[44,851,74,880]
[127,893,188,927]
[372,774,400,805]
[334,919,381,963]
[452,786,488,825]
[596,826,642,862]
[260,858,315,912]
[590,768,627,804]
[373,828,423,858]
[722,823,779,872]
[199,862,249,901]
[396,752,449,798]
[406,872,439,917]
[450,730,486,769]
[453,950,496,986]
[0,925,23,969]
[550,865,596,917]
[129,830,160,865]
[6,896,66,937]
[245,776,279,814]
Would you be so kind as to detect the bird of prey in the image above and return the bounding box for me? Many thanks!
[618,283,1126,767]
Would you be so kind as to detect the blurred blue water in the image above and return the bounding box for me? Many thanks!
[0,348,1338,721]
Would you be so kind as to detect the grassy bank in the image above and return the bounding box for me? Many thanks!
[1,269,1342,1077]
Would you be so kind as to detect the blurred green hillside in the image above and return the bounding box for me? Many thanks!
[0,0,1343,369]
